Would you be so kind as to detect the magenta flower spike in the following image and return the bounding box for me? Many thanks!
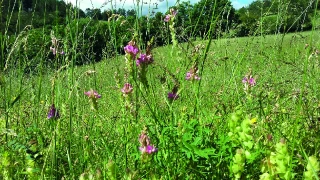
[136,54,153,66]
[124,41,139,58]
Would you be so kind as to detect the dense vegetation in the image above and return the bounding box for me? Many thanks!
[1,0,320,179]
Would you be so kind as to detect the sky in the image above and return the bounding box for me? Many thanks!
[66,0,255,15]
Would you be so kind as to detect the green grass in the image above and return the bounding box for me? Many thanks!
[1,2,320,179]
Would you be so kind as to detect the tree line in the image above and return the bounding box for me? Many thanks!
[0,0,318,71]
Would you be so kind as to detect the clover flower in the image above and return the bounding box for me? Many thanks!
[121,83,133,94]
[138,131,157,154]
[47,104,60,119]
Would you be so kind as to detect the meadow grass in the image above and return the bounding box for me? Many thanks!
[1,1,320,179]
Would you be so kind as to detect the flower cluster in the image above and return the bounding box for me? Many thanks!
[186,66,201,81]
[136,54,153,66]
[164,8,178,22]
[138,131,157,154]
[47,104,60,120]
[124,40,139,59]
[121,83,133,95]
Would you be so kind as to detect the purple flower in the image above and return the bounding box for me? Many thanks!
[139,145,158,154]
[136,54,153,66]
[138,131,157,155]
[47,104,60,119]
[164,14,171,22]
[121,83,133,94]
[124,41,139,58]
[170,8,178,16]
[84,90,101,99]
[249,77,256,86]
[164,9,178,22]
[185,67,201,81]
[242,76,256,87]
[168,92,179,100]
[242,77,248,84]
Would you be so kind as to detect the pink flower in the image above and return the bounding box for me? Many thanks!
[186,66,201,80]
[84,90,101,99]
[124,41,139,58]
[136,54,153,66]
[164,14,171,22]
[121,83,133,94]
[138,131,157,155]
[242,76,256,87]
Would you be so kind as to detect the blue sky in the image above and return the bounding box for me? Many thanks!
[67,0,255,14]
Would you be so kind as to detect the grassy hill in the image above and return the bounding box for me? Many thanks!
[1,29,320,179]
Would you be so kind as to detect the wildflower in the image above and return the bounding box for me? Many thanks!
[84,90,101,99]
[168,85,179,101]
[170,8,178,16]
[139,145,158,154]
[121,83,133,94]
[124,41,139,58]
[242,76,256,87]
[185,66,201,80]
[164,8,178,22]
[136,54,153,66]
[47,104,60,119]
[164,14,171,22]
[138,131,157,154]
[84,90,101,110]
[168,92,179,100]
